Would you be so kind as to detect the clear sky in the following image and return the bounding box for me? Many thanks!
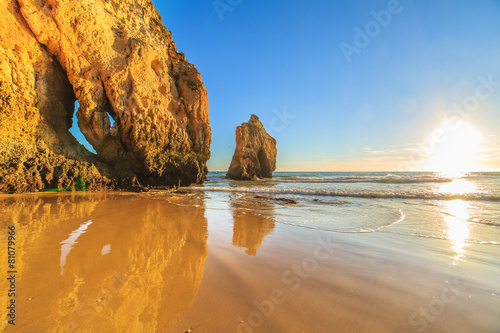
[72,0,500,172]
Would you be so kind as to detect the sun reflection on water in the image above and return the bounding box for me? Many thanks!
[438,178,475,262]
[439,178,477,195]
[444,200,470,259]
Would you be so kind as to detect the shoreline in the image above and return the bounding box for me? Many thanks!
[0,192,498,332]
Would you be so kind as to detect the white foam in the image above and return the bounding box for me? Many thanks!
[186,186,500,202]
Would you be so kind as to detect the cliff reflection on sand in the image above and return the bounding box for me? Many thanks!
[230,195,276,255]
[0,193,208,332]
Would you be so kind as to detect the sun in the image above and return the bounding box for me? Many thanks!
[426,122,482,175]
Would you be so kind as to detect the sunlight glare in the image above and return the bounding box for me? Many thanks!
[427,122,482,175]
[443,200,470,260]
[439,178,477,195]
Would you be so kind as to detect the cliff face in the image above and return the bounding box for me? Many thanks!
[226,114,277,180]
[0,0,210,193]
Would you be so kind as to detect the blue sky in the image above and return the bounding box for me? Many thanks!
[72,0,500,172]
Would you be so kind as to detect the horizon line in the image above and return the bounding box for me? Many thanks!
[207,170,500,173]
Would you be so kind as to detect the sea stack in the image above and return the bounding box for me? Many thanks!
[0,0,210,193]
[226,115,277,180]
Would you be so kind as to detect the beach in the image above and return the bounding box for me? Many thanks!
[1,172,499,332]
[2,0,499,331]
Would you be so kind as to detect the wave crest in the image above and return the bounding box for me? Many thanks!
[187,186,500,202]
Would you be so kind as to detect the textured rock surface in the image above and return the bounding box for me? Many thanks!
[0,0,110,193]
[0,0,210,193]
[226,114,277,180]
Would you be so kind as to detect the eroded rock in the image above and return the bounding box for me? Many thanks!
[0,0,211,193]
[226,114,277,180]
[0,0,112,193]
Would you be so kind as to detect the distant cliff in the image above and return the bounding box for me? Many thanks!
[0,0,211,193]
[226,115,277,180]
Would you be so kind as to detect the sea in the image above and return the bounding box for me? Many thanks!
[188,171,500,249]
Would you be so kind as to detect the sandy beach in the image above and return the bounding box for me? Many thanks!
[0,190,498,332]
[2,0,500,331]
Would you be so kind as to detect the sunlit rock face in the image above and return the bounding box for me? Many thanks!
[226,115,277,180]
[0,0,108,193]
[0,0,211,193]
[0,193,208,332]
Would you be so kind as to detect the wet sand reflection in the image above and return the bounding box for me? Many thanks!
[230,195,276,256]
[0,193,208,332]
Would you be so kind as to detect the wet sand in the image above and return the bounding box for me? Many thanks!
[0,192,499,332]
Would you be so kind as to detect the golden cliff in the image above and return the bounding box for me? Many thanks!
[0,0,211,193]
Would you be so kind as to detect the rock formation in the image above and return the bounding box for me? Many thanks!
[0,0,211,193]
[226,114,277,180]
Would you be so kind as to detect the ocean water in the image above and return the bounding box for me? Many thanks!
[189,171,500,250]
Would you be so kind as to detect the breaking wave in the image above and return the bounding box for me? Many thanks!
[187,186,500,202]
